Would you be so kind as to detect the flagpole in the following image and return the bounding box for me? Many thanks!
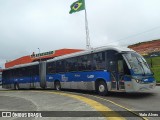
[84,0,91,49]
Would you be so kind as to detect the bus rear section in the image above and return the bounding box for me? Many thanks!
[2,63,40,89]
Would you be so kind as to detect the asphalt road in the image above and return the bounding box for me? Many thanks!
[102,86,160,111]
[57,86,160,111]
[0,86,160,120]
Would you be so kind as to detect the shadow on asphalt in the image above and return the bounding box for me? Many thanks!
[0,87,156,99]
[61,89,156,99]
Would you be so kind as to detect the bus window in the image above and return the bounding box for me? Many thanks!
[106,50,118,72]
[66,57,77,72]
[118,54,130,75]
[77,54,92,71]
[35,65,39,75]
[92,52,105,70]
[29,65,39,76]
[21,67,29,77]
[16,68,22,78]
[47,62,56,74]
[118,60,124,73]
[8,70,12,80]
[56,60,65,73]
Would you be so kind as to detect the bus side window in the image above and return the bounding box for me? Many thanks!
[118,60,124,73]
[8,70,12,80]
[17,68,22,77]
[66,57,77,72]
[35,65,39,75]
[123,60,130,75]
[77,55,92,71]
[77,56,84,71]
[92,52,105,70]
[66,59,71,72]
[86,55,92,70]
[21,67,26,77]
[47,62,56,74]
[32,65,38,76]
[56,60,65,73]
[118,54,131,75]
[106,50,118,72]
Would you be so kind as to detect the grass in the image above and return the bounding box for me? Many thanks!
[145,56,160,83]
[151,66,160,83]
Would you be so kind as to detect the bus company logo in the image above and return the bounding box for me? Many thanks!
[87,75,94,79]
[75,74,80,77]
[143,79,148,82]
[2,112,11,117]
[49,76,53,80]
[61,75,68,81]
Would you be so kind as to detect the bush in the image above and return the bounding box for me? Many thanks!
[145,56,160,83]
[151,67,160,83]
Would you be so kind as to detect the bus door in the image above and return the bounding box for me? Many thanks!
[107,51,125,91]
[117,54,125,90]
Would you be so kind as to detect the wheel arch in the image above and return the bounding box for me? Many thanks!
[95,78,107,91]
[54,79,60,86]
[54,79,60,83]
[54,79,61,90]
[14,82,20,90]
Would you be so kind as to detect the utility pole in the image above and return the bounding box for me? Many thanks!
[38,48,41,62]
[84,0,91,49]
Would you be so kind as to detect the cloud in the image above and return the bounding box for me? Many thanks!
[0,0,160,68]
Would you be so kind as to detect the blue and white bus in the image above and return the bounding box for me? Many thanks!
[2,46,156,95]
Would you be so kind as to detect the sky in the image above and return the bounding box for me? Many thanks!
[0,0,160,68]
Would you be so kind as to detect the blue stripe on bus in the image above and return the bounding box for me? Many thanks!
[47,71,111,82]
[3,76,40,84]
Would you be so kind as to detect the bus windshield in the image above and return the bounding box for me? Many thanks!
[124,52,152,75]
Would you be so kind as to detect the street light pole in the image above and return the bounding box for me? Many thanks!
[38,48,41,62]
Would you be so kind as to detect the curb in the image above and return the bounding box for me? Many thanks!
[156,83,160,86]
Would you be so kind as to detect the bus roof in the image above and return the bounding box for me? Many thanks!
[47,46,134,63]
[4,61,39,71]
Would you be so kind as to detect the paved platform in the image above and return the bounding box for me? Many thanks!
[0,90,107,120]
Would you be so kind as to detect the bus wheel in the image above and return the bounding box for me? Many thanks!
[55,81,61,91]
[14,83,19,90]
[97,81,108,96]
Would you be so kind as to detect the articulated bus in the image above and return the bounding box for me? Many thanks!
[2,46,156,95]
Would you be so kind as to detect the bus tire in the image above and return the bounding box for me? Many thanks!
[14,83,19,90]
[97,81,108,96]
[55,81,61,91]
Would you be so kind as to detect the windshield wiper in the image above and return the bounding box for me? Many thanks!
[143,61,150,69]
[136,57,145,76]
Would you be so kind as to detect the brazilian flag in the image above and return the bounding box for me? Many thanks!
[69,0,85,14]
